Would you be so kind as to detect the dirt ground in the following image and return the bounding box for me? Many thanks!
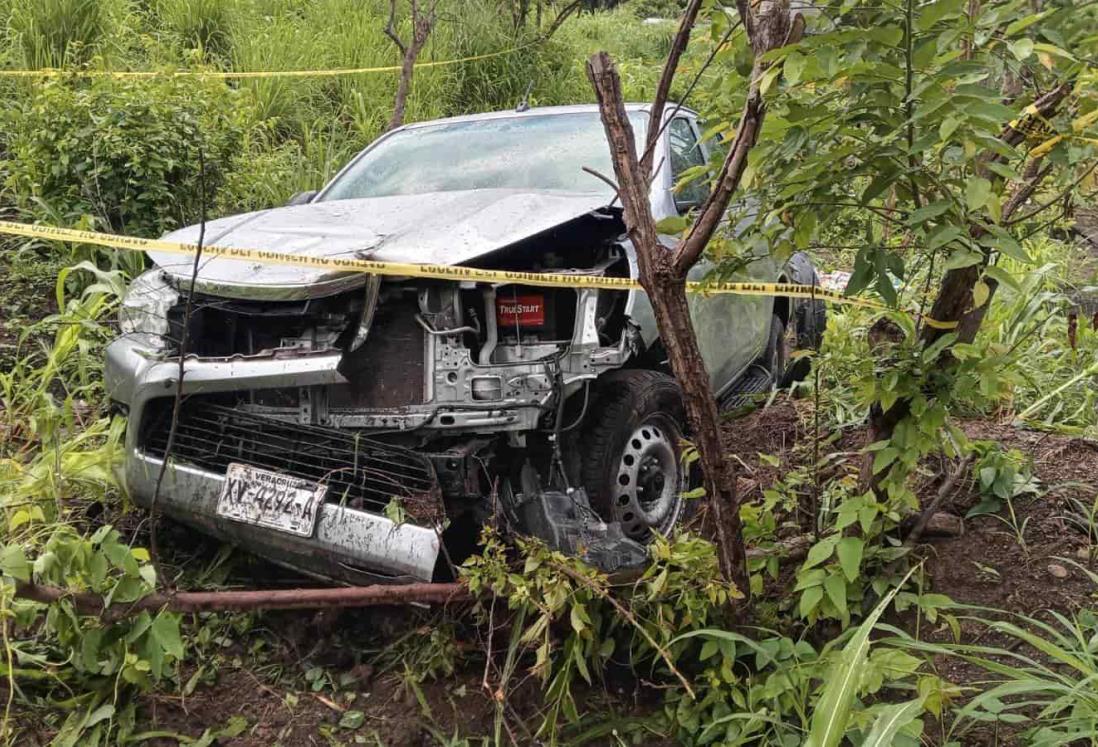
[5,404,1095,746]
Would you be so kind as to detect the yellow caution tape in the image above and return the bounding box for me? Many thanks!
[0,46,524,79]
[0,219,958,329]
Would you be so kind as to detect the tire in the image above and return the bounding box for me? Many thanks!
[777,299,826,387]
[579,370,695,543]
[779,253,827,387]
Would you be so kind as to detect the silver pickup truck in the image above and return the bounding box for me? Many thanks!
[106,104,824,583]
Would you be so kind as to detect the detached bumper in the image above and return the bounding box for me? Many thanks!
[106,337,441,582]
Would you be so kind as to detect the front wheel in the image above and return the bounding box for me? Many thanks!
[578,370,695,543]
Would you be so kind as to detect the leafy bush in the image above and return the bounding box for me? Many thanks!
[2,75,256,238]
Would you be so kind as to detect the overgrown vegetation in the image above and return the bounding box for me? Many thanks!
[0,0,1096,744]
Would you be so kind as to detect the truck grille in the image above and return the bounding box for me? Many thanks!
[140,399,441,521]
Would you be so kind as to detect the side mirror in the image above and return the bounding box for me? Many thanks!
[286,190,318,206]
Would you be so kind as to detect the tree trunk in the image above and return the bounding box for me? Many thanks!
[384,1,439,132]
[388,47,419,131]
[586,0,801,594]
[862,82,1074,490]
[587,52,748,591]
[648,273,749,592]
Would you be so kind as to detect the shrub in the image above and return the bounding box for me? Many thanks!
[2,75,255,238]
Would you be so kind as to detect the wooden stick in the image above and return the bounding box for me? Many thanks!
[903,455,974,548]
[15,581,471,620]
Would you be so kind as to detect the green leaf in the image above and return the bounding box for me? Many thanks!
[823,573,848,618]
[972,279,990,308]
[966,177,992,211]
[803,535,839,570]
[915,0,966,31]
[339,710,365,730]
[983,264,1019,291]
[569,603,588,634]
[860,170,896,205]
[836,538,864,583]
[800,584,824,618]
[1009,38,1034,60]
[861,698,926,746]
[784,51,805,84]
[927,225,965,251]
[149,613,184,659]
[872,447,899,475]
[991,234,1031,262]
[907,200,952,226]
[0,544,30,582]
[1005,10,1051,35]
[942,247,984,271]
[804,569,915,747]
[759,65,782,95]
[939,116,961,141]
[656,215,689,234]
[84,704,115,728]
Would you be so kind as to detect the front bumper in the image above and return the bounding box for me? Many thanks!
[106,337,441,582]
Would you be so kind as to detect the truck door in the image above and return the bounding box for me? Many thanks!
[668,115,775,395]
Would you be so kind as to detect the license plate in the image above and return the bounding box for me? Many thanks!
[215,463,327,537]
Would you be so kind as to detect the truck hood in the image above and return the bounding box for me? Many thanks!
[151,189,616,300]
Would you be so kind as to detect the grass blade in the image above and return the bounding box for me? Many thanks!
[804,568,914,747]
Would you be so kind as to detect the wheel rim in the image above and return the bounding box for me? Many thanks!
[611,416,687,541]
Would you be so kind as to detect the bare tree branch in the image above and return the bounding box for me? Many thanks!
[385,0,443,131]
[16,581,471,621]
[641,0,703,179]
[674,9,804,274]
[543,0,584,40]
[587,0,806,593]
[384,0,407,56]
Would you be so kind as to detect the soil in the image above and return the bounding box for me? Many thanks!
[722,398,1098,747]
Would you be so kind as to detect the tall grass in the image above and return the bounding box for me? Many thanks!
[153,0,240,59]
[8,0,122,68]
[982,237,1098,434]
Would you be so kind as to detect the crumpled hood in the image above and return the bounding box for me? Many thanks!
[150,189,615,300]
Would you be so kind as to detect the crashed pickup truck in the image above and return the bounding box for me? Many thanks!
[106,104,824,583]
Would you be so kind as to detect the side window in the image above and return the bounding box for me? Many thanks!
[668,117,709,212]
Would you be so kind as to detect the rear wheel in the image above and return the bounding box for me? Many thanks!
[579,370,694,542]
[780,296,826,387]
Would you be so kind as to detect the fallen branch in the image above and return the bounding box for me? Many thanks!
[746,534,814,562]
[16,535,827,621]
[15,581,471,620]
[903,454,974,548]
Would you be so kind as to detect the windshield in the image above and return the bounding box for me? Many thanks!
[319,111,648,200]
